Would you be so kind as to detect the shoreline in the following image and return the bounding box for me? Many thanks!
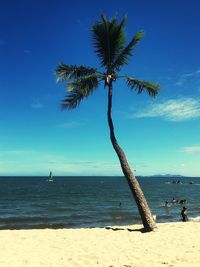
[0,221,199,266]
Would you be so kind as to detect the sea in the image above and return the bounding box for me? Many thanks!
[0,176,200,230]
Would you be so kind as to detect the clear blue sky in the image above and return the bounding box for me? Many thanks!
[0,0,200,176]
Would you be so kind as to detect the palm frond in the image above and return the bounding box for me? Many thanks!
[126,77,159,97]
[61,74,102,109]
[92,15,127,71]
[112,31,144,71]
[56,63,97,82]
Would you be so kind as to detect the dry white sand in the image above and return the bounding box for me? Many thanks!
[0,222,200,267]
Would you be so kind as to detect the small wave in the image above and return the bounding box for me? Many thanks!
[156,214,175,221]
[153,214,157,221]
[115,216,122,219]
[189,216,200,222]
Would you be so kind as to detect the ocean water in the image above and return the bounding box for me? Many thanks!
[0,176,199,230]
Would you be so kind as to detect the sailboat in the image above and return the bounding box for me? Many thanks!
[47,171,53,182]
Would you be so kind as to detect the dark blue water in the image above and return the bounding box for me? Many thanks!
[0,176,199,229]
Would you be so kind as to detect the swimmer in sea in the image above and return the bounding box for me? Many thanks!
[172,197,177,204]
[164,201,171,208]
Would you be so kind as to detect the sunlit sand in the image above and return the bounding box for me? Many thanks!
[0,221,199,267]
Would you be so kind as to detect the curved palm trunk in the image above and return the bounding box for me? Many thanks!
[107,84,156,232]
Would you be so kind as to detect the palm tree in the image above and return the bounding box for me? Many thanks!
[56,15,159,232]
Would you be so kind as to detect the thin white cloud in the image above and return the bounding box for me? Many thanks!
[133,98,200,122]
[53,161,121,175]
[181,146,200,153]
[0,149,121,175]
[176,69,200,86]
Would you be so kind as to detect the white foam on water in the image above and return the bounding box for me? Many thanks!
[153,214,157,221]
[189,216,200,222]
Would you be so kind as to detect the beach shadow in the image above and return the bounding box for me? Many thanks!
[105,226,145,233]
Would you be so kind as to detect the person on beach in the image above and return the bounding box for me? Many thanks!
[181,206,188,222]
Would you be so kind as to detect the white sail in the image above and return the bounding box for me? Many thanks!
[47,171,53,182]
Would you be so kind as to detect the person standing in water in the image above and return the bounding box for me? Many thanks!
[181,206,188,222]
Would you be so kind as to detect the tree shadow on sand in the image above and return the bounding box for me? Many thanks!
[105,226,145,233]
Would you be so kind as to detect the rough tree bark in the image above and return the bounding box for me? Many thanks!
[107,82,156,232]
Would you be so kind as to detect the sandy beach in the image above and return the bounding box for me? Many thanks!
[0,222,199,267]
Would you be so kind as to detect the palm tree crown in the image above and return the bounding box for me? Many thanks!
[56,14,159,109]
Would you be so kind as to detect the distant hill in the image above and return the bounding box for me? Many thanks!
[150,174,184,178]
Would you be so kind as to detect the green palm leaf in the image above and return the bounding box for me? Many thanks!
[56,63,97,81]
[61,74,102,109]
[92,15,126,71]
[126,77,159,97]
[112,31,144,71]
